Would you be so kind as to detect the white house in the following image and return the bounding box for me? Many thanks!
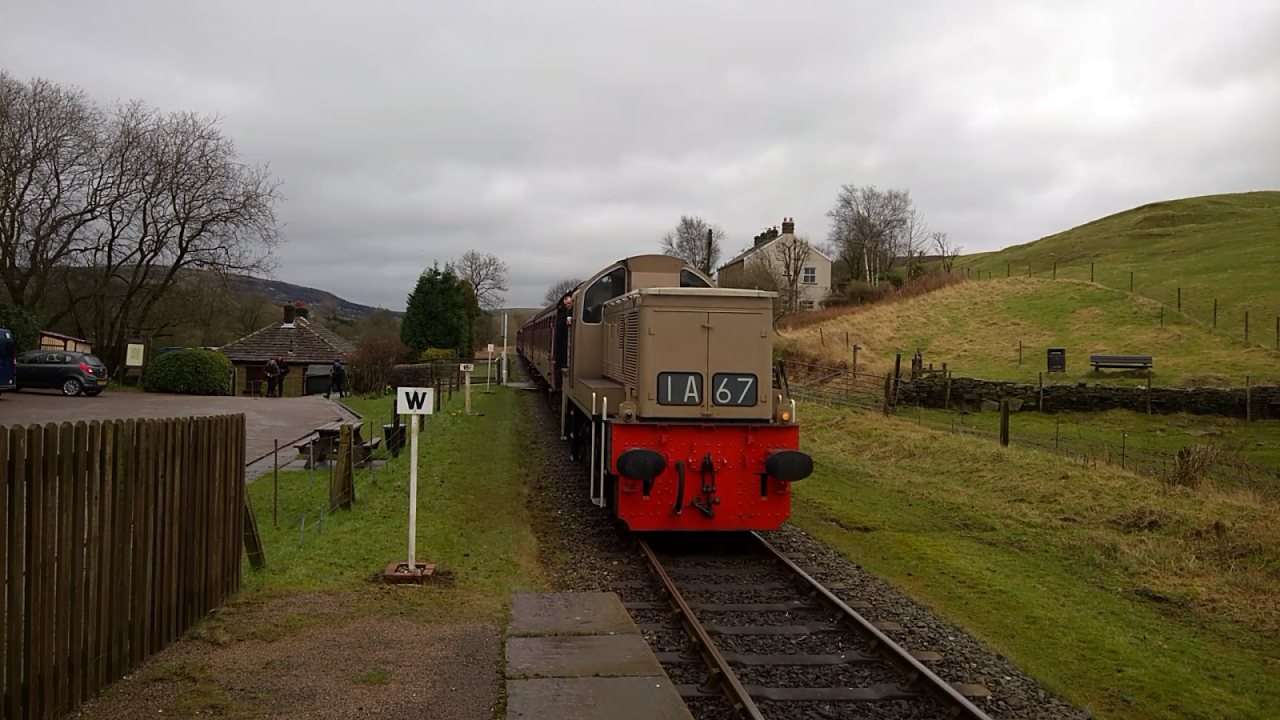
[716,217,833,310]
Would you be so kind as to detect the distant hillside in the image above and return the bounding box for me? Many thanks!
[961,191,1280,328]
[777,277,1280,385]
[230,275,400,319]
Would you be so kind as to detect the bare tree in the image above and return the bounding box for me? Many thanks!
[0,72,107,310]
[931,231,963,273]
[825,185,912,285]
[347,330,407,394]
[60,103,282,372]
[660,215,724,275]
[233,290,276,337]
[1,73,283,373]
[543,277,582,305]
[733,234,812,319]
[773,234,813,315]
[452,249,509,311]
[900,208,930,281]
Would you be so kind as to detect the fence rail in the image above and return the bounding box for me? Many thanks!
[787,361,887,411]
[787,358,1280,494]
[2,414,246,719]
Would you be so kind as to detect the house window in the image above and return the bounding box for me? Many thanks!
[802,266,817,284]
[803,300,816,310]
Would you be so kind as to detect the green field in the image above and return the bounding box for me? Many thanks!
[777,277,1280,385]
[792,402,1280,720]
[962,191,1280,341]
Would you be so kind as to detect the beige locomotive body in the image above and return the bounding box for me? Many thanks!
[517,253,811,531]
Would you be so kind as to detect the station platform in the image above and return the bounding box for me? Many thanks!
[505,592,693,720]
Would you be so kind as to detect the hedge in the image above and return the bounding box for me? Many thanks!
[144,348,233,395]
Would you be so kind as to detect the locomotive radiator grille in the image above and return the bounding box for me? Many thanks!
[603,308,640,388]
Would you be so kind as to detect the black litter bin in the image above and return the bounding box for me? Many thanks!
[383,423,406,455]
[1047,347,1066,373]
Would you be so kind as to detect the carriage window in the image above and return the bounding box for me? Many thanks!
[582,267,627,324]
[680,269,712,288]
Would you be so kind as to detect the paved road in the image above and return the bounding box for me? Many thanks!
[0,389,356,463]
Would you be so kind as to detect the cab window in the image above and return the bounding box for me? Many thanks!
[680,269,711,288]
[582,267,627,324]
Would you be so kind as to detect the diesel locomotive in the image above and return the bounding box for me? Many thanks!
[516,254,813,532]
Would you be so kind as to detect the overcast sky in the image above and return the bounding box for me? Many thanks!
[3,1,1278,309]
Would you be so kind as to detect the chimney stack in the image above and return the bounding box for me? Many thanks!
[781,217,795,235]
[282,303,296,325]
[294,301,308,320]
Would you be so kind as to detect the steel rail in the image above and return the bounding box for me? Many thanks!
[636,538,765,720]
[751,531,995,720]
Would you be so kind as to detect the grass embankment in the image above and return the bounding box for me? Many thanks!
[791,403,1280,719]
[778,277,1280,385]
[919,407,1280,470]
[240,387,547,619]
[962,191,1280,337]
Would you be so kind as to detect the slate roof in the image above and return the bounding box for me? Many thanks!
[718,232,834,272]
[218,316,355,364]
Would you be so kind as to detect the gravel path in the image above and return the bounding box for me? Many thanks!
[519,364,1093,720]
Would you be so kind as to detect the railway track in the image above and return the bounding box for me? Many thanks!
[609,532,996,720]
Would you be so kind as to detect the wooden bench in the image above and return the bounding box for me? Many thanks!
[355,437,383,468]
[1090,354,1153,372]
[296,421,367,468]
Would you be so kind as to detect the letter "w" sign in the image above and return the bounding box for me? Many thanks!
[397,386,435,415]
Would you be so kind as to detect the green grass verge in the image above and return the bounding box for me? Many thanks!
[917,407,1280,470]
[792,402,1280,720]
[242,386,548,620]
[962,191,1280,344]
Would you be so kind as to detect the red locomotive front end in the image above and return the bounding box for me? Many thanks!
[610,422,808,531]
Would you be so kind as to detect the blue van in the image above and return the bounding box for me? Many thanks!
[0,329,15,394]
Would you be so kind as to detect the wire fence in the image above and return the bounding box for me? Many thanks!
[786,358,1280,497]
[250,370,474,560]
[953,262,1280,352]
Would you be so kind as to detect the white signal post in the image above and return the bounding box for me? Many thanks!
[486,343,494,392]
[397,386,434,574]
[460,363,475,413]
[500,314,508,385]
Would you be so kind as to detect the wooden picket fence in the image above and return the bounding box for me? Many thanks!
[1,414,247,720]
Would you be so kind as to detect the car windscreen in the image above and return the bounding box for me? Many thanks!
[83,354,105,366]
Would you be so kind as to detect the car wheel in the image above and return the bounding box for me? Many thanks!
[62,378,84,397]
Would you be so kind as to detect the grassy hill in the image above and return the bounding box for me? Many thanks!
[776,277,1280,385]
[230,274,399,320]
[961,191,1280,341]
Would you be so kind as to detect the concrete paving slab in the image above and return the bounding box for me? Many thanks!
[506,677,693,720]
[508,592,638,637]
[506,635,663,679]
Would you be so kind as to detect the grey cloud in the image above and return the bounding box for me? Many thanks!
[3,0,1277,309]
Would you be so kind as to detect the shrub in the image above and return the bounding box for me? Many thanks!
[419,347,458,362]
[843,281,892,306]
[351,332,408,394]
[0,301,39,352]
[877,272,904,289]
[144,349,233,395]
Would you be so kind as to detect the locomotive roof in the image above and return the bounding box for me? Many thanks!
[602,286,777,307]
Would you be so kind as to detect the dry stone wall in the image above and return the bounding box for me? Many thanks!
[897,376,1280,419]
